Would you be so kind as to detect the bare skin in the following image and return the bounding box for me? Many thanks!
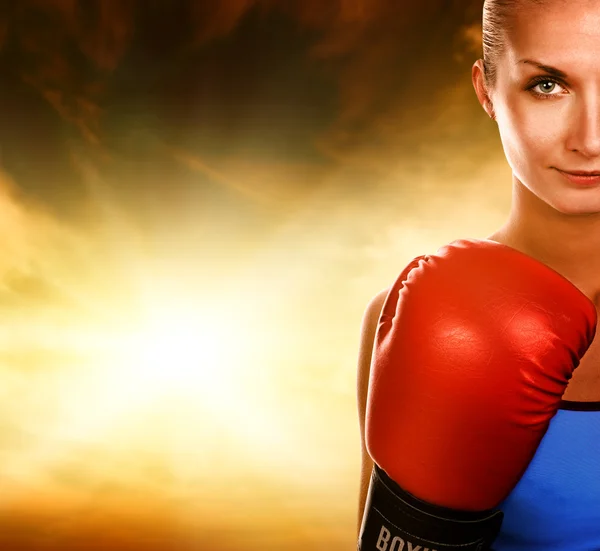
[357,0,600,533]
[473,0,600,400]
[355,288,387,533]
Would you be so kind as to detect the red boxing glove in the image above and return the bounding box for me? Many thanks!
[359,239,597,551]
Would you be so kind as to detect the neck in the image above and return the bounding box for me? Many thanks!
[489,176,600,302]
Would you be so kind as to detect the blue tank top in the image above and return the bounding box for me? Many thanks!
[493,402,600,550]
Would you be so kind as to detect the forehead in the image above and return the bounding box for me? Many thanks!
[504,1,600,73]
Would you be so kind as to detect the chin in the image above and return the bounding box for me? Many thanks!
[521,175,600,216]
[545,195,600,216]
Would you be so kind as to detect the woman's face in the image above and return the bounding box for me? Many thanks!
[475,0,600,215]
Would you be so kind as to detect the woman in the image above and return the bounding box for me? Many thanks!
[357,0,600,549]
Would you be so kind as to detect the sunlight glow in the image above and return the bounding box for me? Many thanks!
[117,302,235,394]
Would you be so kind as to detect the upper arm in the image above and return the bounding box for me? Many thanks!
[356,288,390,529]
[357,288,389,444]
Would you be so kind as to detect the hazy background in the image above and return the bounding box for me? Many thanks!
[0,1,513,549]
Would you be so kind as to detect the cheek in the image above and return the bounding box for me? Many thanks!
[496,96,561,172]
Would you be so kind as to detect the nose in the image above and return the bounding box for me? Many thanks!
[566,91,600,158]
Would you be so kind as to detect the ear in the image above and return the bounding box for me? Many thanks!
[472,59,496,121]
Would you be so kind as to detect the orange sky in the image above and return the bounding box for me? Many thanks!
[0,1,518,549]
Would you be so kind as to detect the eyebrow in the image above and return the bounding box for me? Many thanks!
[518,59,568,79]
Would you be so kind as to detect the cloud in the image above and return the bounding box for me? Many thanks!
[298,1,484,161]
[77,0,136,71]
[188,0,260,46]
[8,0,135,146]
[0,169,48,277]
[176,0,484,176]
[0,270,73,310]
[4,0,487,176]
[168,144,329,210]
[0,164,145,326]
[167,146,274,206]
[14,0,135,71]
[456,21,484,61]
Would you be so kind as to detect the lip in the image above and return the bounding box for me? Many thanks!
[555,168,600,185]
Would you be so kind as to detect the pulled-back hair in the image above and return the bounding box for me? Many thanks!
[482,0,546,87]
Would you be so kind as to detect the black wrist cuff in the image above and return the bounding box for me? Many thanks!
[358,465,503,551]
